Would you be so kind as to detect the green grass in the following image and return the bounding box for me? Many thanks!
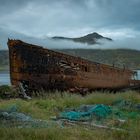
[0,126,140,140]
[1,91,140,119]
[0,91,140,140]
[0,65,9,71]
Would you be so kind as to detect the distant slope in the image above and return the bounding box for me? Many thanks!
[56,49,140,70]
[0,50,9,70]
[52,32,112,45]
[0,49,140,70]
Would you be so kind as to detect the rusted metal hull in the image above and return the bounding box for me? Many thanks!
[8,39,137,93]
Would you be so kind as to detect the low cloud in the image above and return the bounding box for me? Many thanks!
[9,37,140,50]
[0,27,140,50]
[0,0,140,38]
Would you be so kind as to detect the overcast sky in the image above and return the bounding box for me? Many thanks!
[0,0,140,49]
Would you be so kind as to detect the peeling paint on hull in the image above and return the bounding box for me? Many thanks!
[7,39,138,93]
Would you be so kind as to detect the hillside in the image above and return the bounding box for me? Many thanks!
[56,49,140,70]
[0,50,9,70]
[52,32,112,45]
[0,49,140,70]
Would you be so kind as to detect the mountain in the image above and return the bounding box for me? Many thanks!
[0,28,112,50]
[52,32,112,45]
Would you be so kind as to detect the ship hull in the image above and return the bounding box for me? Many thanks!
[8,39,134,92]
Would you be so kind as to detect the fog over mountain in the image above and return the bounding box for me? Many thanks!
[0,27,140,50]
[0,0,140,50]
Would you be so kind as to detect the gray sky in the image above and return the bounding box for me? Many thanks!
[0,0,140,49]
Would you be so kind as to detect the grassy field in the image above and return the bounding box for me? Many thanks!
[0,91,140,140]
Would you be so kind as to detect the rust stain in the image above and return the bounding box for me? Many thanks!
[7,39,139,94]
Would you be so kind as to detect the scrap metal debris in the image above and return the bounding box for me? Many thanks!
[18,82,31,100]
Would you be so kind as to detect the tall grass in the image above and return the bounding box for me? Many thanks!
[0,90,140,119]
[0,125,140,140]
[0,90,140,140]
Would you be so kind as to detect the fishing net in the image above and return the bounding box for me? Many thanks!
[0,105,57,128]
[0,99,140,129]
[112,99,140,110]
[59,105,112,121]
[59,100,140,122]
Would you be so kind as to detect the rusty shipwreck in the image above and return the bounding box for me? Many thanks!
[8,39,140,93]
